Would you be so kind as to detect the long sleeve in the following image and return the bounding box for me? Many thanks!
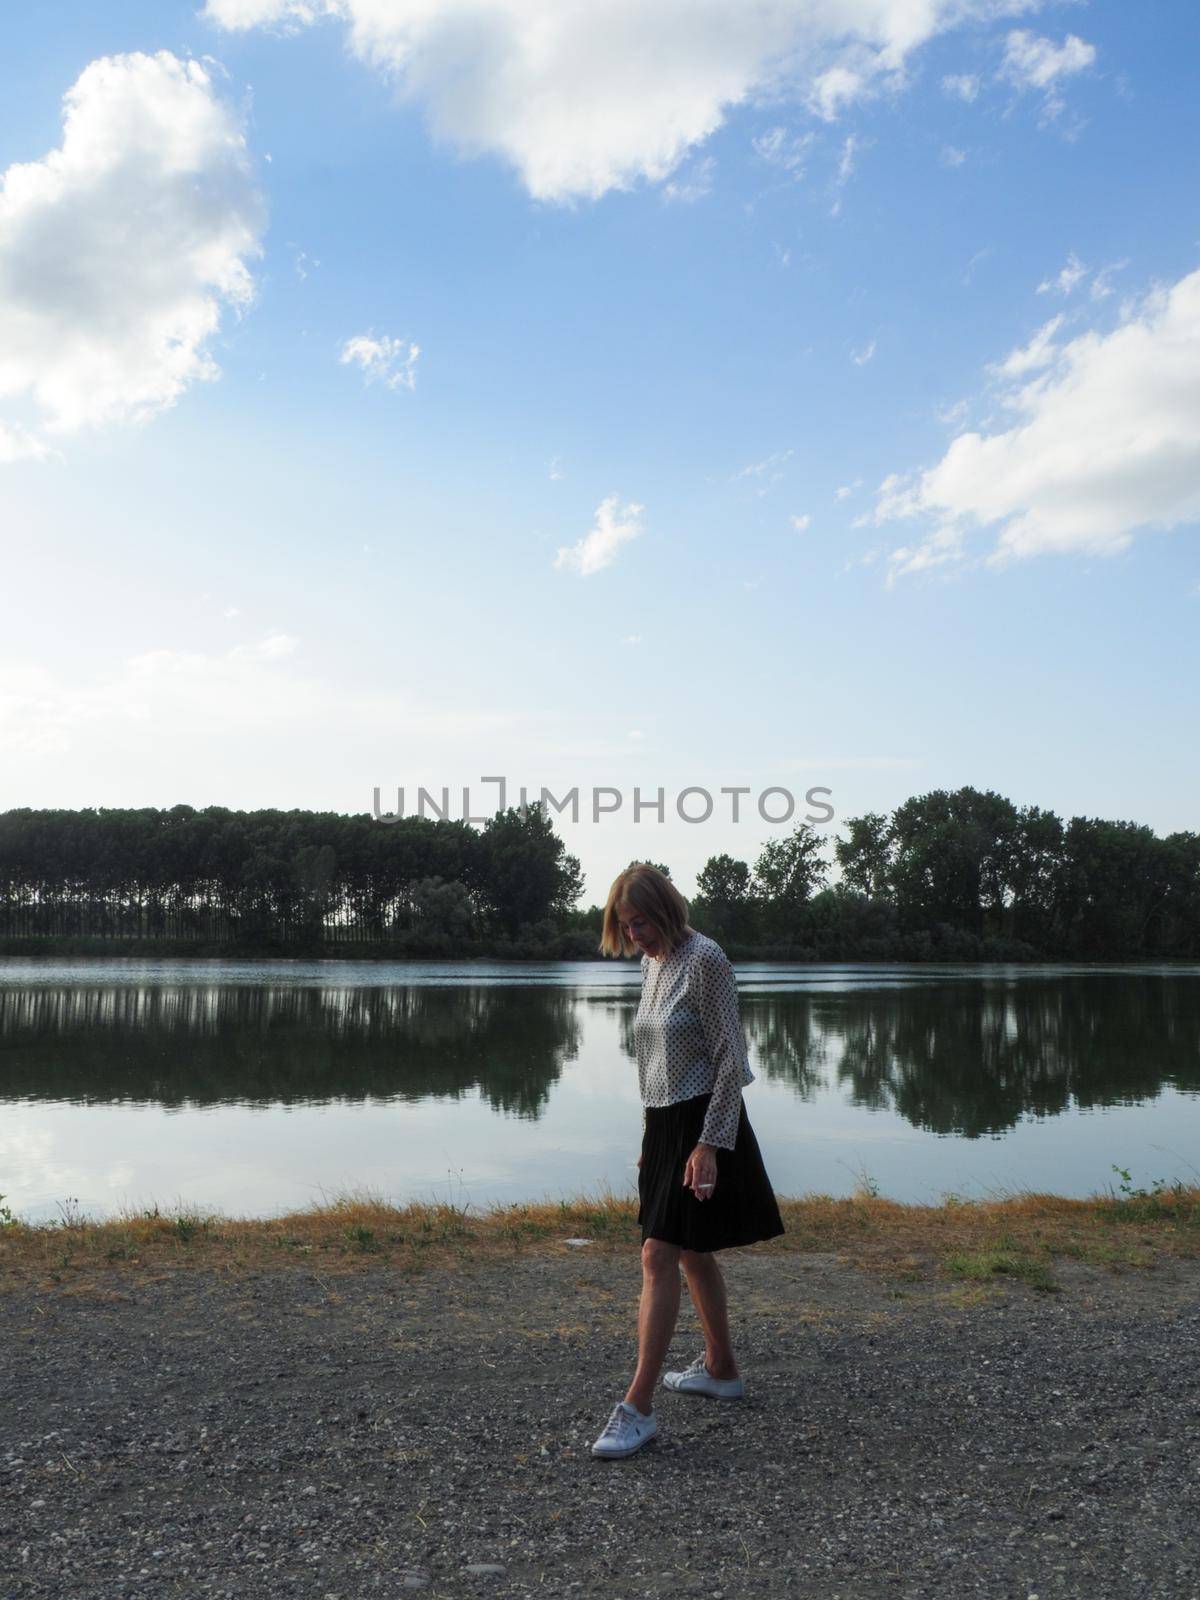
[694,943,752,1150]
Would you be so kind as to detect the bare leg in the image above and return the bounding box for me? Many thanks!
[624,1239,681,1415]
[679,1249,739,1379]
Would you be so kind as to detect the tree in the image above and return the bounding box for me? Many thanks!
[478,802,584,936]
[695,853,753,941]
[1160,832,1200,955]
[835,812,893,899]
[293,842,338,937]
[1001,805,1065,948]
[406,876,478,947]
[888,788,1022,938]
[752,825,830,939]
[1052,817,1174,958]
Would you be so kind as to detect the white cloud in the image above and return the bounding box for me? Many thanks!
[0,423,53,464]
[989,314,1063,378]
[205,0,337,26]
[942,72,980,101]
[874,267,1200,577]
[116,634,299,696]
[1000,30,1096,92]
[0,633,516,763]
[878,523,965,582]
[339,333,420,391]
[834,483,857,500]
[663,155,716,204]
[999,29,1095,123]
[733,448,793,481]
[1037,252,1087,295]
[808,64,865,123]
[227,633,298,662]
[936,397,970,427]
[0,52,264,448]
[205,0,1044,203]
[841,547,881,571]
[836,133,862,186]
[851,339,877,366]
[791,513,812,532]
[962,245,993,286]
[554,495,644,576]
[752,126,814,176]
[1091,260,1129,302]
[940,144,967,167]
[829,130,868,214]
[290,243,319,280]
[548,456,565,480]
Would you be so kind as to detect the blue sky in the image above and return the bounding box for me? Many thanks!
[2,1,1198,903]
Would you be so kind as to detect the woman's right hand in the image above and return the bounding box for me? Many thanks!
[637,1152,643,1168]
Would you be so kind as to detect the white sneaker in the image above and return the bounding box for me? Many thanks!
[662,1353,745,1399]
[590,1401,658,1459]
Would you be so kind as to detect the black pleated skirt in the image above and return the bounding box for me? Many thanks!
[637,1092,785,1253]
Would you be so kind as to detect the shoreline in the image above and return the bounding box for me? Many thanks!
[3,1185,1197,1288]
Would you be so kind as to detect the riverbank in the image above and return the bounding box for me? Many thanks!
[3,1185,1198,1286]
[2,1197,1198,1599]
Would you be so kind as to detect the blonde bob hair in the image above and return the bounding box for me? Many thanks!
[599,862,693,958]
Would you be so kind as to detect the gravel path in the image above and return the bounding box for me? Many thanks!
[2,1249,1198,1599]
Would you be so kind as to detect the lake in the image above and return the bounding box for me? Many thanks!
[2,957,1199,1224]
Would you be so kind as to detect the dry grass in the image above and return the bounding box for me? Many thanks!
[2,1182,1198,1291]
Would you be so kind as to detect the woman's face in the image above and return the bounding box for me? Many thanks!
[618,903,662,957]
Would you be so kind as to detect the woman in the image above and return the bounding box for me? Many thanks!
[590,862,785,1460]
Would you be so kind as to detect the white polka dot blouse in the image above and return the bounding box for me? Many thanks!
[633,928,755,1150]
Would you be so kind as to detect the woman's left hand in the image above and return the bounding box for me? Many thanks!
[683,1143,718,1201]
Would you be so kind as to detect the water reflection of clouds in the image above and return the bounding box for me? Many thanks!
[0,1112,138,1217]
[0,1119,60,1186]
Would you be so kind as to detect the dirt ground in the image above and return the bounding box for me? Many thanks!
[2,1246,1199,1599]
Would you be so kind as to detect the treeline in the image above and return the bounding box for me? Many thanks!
[1,787,1198,960]
[0,803,584,956]
[688,788,1200,961]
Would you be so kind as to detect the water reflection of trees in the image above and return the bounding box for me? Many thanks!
[617,997,829,1102]
[742,1000,829,1100]
[826,976,1200,1136]
[0,985,582,1118]
[2,976,1196,1138]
